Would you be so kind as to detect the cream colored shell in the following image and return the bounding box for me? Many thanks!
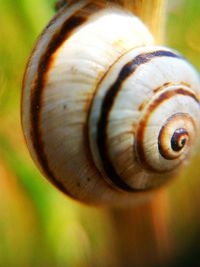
[21,1,200,206]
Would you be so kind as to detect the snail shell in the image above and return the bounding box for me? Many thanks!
[21,1,200,206]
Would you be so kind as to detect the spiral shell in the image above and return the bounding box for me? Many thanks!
[21,1,200,205]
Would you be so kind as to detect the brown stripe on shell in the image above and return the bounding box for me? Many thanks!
[21,6,66,126]
[84,45,140,192]
[139,82,192,111]
[29,2,105,195]
[139,82,173,111]
[153,82,192,94]
[135,88,200,172]
[153,82,172,93]
[96,50,183,191]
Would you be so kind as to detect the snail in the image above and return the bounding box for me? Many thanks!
[21,0,200,206]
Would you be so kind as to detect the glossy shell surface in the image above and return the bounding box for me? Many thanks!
[22,1,200,205]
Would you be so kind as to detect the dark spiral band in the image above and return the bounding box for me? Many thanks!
[29,2,105,194]
[97,50,183,191]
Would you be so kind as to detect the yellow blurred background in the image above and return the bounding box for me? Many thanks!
[0,0,200,266]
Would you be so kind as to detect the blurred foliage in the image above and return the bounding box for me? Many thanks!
[0,0,199,267]
[166,0,200,68]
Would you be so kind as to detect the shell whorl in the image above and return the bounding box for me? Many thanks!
[89,46,200,191]
[22,1,200,205]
